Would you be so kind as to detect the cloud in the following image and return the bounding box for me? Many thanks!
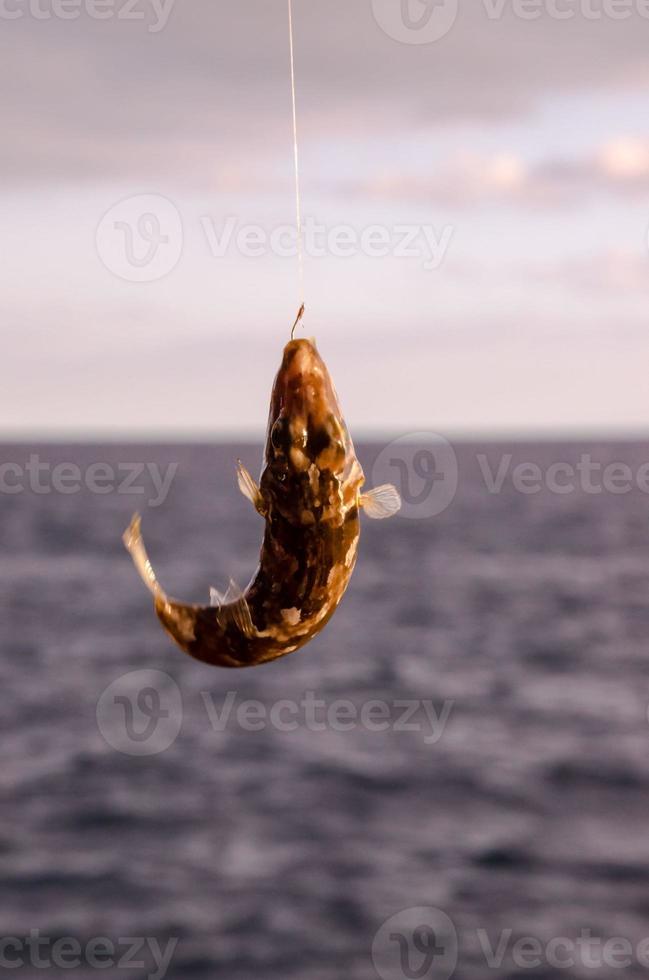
[3,2,649,436]
[534,137,649,199]
[532,248,649,293]
[2,1,649,183]
[342,137,649,207]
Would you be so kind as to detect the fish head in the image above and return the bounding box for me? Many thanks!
[262,338,363,509]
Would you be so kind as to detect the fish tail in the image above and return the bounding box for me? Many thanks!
[123,513,166,600]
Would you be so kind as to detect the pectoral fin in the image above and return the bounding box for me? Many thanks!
[360,484,401,520]
[237,460,265,515]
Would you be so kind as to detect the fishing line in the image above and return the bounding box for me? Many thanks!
[288,0,305,336]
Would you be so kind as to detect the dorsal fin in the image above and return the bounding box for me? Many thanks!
[212,579,255,639]
[209,587,225,607]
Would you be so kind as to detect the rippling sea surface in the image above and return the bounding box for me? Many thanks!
[3,443,649,980]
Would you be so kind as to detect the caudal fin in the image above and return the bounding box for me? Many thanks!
[123,514,165,599]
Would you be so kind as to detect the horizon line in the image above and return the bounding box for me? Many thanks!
[1,428,649,445]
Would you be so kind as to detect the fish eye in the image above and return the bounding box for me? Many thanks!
[271,418,288,452]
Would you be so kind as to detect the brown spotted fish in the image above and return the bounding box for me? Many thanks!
[123,337,400,668]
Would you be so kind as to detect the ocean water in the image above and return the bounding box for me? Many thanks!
[2,442,649,980]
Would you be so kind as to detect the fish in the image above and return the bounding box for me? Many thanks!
[123,335,401,668]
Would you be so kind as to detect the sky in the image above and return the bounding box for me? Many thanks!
[2,0,649,438]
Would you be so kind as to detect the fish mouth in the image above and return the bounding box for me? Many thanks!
[271,338,339,418]
[266,338,351,472]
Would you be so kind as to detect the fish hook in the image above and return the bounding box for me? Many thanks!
[291,303,305,341]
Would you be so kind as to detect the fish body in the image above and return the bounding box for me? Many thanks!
[124,337,400,668]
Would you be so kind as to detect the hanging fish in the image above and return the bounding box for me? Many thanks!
[123,334,401,668]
